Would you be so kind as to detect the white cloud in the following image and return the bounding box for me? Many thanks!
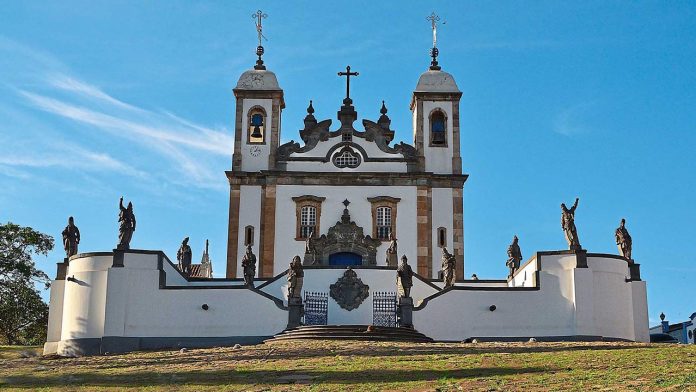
[552,101,597,136]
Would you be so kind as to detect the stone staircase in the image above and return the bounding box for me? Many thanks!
[265,325,434,343]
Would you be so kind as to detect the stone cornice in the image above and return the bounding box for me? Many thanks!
[226,170,468,188]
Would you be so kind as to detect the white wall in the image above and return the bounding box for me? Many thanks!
[48,250,650,355]
[60,255,112,341]
[272,185,419,273]
[415,254,649,342]
[431,188,454,278]
[236,185,262,278]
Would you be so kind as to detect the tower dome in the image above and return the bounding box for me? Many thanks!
[235,69,281,90]
[414,69,460,93]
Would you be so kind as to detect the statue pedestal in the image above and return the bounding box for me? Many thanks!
[303,253,316,266]
[287,297,304,329]
[386,253,397,267]
[397,297,414,329]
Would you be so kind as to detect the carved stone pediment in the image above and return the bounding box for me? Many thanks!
[312,208,382,265]
[329,267,370,311]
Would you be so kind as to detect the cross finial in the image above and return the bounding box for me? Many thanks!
[342,199,351,207]
[337,65,359,105]
[426,12,443,70]
[427,12,440,48]
[252,10,268,70]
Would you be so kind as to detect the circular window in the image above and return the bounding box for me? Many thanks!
[332,147,361,168]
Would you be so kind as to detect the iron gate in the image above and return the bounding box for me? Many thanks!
[372,291,397,327]
[303,291,328,325]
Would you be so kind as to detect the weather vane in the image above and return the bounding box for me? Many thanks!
[426,12,444,70]
[252,10,268,70]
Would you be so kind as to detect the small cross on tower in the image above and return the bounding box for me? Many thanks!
[252,10,268,70]
[337,66,359,104]
[426,12,443,70]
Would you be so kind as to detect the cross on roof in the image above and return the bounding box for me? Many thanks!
[252,10,268,47]
[337,65,359,104]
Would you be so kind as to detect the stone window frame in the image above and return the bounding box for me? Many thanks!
[247,105,267,145]
[428,108,448,147]
[292,195,326,241]
[367,196,401,241]
[332,146,361,169]
[437,227,447,248]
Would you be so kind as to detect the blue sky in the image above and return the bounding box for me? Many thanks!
[1,1,694,326]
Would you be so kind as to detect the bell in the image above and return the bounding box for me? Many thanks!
[251,125,263,139]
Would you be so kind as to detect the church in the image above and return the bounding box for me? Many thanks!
[43,14,650,356]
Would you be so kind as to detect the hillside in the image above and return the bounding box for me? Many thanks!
[2,340,695,391]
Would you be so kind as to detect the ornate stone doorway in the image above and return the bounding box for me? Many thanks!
[306,203,381,266]
[329,252,362,266]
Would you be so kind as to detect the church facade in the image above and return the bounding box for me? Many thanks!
[226,63,465,281]
[42,22,650,356]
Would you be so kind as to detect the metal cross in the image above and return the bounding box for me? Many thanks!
[337,66,359,101]
[252,10,268,46]
[427,12,440,48]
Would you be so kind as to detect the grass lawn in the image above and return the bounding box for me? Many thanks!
[1,340,695,391]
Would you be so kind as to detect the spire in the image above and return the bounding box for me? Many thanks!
[252,10,268,70]
[427,12,443,71]
[378,100,391,129]
[303,100,317,128]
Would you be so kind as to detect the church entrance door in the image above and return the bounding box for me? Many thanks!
[329,252,362,266]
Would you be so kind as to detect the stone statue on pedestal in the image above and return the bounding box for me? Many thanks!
[117,196,136,250]
[441,247,456,287]
[386,234,398,266]
[506,235,523,279]
[303,230,317,265]
[241,244,256,287]
[615,218,633,260]
[177,237,192,276]
[561,197,581,250]
[396,255,413,298]
[288,255,304,298]
[61,216,80,258]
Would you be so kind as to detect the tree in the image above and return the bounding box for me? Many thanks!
[0,278,48,345]
[0,222,53,287]
[0,222,53,345]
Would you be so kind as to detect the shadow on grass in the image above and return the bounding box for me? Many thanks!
[1,366,552,388]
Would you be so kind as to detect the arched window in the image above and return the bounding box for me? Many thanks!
[376,206,392,240]
[437,227,447,248]
[247,107,266,144]
[292,195,325,241]
[430,110,447,146]
[368,196,400,241]
[244,225,254,246]
[300,205,317,239]
[332,147,361,168]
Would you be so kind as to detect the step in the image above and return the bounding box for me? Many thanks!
[265,324,434,343]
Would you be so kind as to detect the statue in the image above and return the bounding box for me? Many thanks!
[241,244,257,287]
[177,237,192,276]
[441,247,456,287]
[287,255,304,299]
[117,196,136,250]
[386,234,398,266]
[61,216,80,258]
[561,197,581,250]
[615,218,633,260]
[396,255,413,298]
[506,235,523,279]
[303,230,317,265]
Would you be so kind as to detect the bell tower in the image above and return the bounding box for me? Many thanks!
[227,10,285,278]
[410,12,465,281]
